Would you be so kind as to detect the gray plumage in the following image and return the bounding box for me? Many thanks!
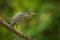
[10,12,30,26]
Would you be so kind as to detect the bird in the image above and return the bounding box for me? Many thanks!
[10,11,35,26]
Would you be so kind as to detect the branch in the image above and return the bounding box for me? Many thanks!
[0,17,35,40]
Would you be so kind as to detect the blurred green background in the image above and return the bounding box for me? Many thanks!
[0,0,60,40]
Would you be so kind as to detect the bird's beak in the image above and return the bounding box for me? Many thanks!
[30,12,36,15]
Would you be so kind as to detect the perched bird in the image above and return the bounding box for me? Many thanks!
[10,11,35,26]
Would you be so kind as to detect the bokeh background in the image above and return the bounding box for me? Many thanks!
[0,0,60,40]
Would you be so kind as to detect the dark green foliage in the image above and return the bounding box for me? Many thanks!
[0,0,60,40]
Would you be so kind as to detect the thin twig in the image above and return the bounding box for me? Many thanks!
[0,17,35,40]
